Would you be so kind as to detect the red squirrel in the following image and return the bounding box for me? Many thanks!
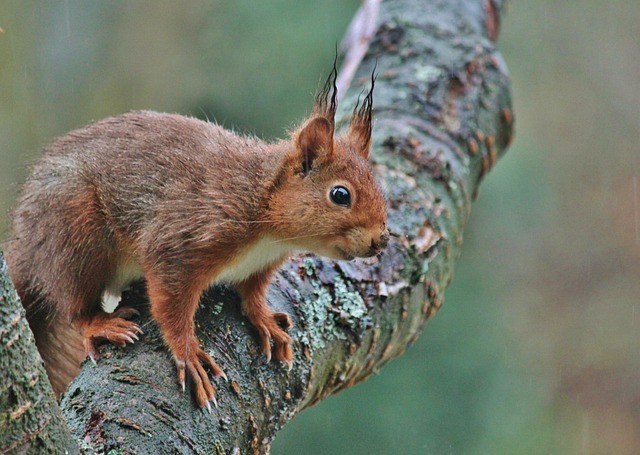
[5,66,388,410]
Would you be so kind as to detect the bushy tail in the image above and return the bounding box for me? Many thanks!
[22,292,85,396]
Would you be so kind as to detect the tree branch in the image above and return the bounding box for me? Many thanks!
[2,0,513,453]
[336,0,381,97]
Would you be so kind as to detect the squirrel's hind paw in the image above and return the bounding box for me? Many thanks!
[80,307,142,362]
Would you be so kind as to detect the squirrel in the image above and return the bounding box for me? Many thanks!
[4,65,388,411]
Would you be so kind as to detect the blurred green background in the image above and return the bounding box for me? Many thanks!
[2,1,639,454]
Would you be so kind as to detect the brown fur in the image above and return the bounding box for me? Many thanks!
[5,70,388,408]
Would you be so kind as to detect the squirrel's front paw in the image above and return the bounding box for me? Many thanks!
[253,311,293,367]
[175,341,227,412]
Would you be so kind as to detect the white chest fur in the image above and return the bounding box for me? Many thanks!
[101,236,294,311]
[215,236,296,284]
[102,259,144,312]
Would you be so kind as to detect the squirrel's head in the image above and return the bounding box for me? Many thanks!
[268,64,388,260]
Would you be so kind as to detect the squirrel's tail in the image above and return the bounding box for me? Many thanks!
[21,289,85,396]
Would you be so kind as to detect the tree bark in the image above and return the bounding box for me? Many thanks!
[0,253,78,454]
[0,0,513,453]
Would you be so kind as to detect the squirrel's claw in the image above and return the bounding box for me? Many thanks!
[176,343,222,410]
[196,347,226,380]
[176,360,186,392]
[83,337,100,365]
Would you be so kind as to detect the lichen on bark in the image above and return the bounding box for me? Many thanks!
[1,0,513,453]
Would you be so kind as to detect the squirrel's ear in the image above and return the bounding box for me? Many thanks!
[295,117,334,174]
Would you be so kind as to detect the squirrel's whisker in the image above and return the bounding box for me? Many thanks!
[268,233,329,244]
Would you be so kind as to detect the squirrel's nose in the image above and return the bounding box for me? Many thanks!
[367,229,389,257]
[380,230,389,248]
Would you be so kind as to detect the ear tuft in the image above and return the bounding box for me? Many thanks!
[295,117,333,175]
[348,66,376,159]
[313,55,338,128]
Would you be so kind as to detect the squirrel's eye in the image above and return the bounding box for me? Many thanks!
[329,186,351,207]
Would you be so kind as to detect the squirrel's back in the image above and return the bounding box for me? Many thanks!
[10,111,274,261]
